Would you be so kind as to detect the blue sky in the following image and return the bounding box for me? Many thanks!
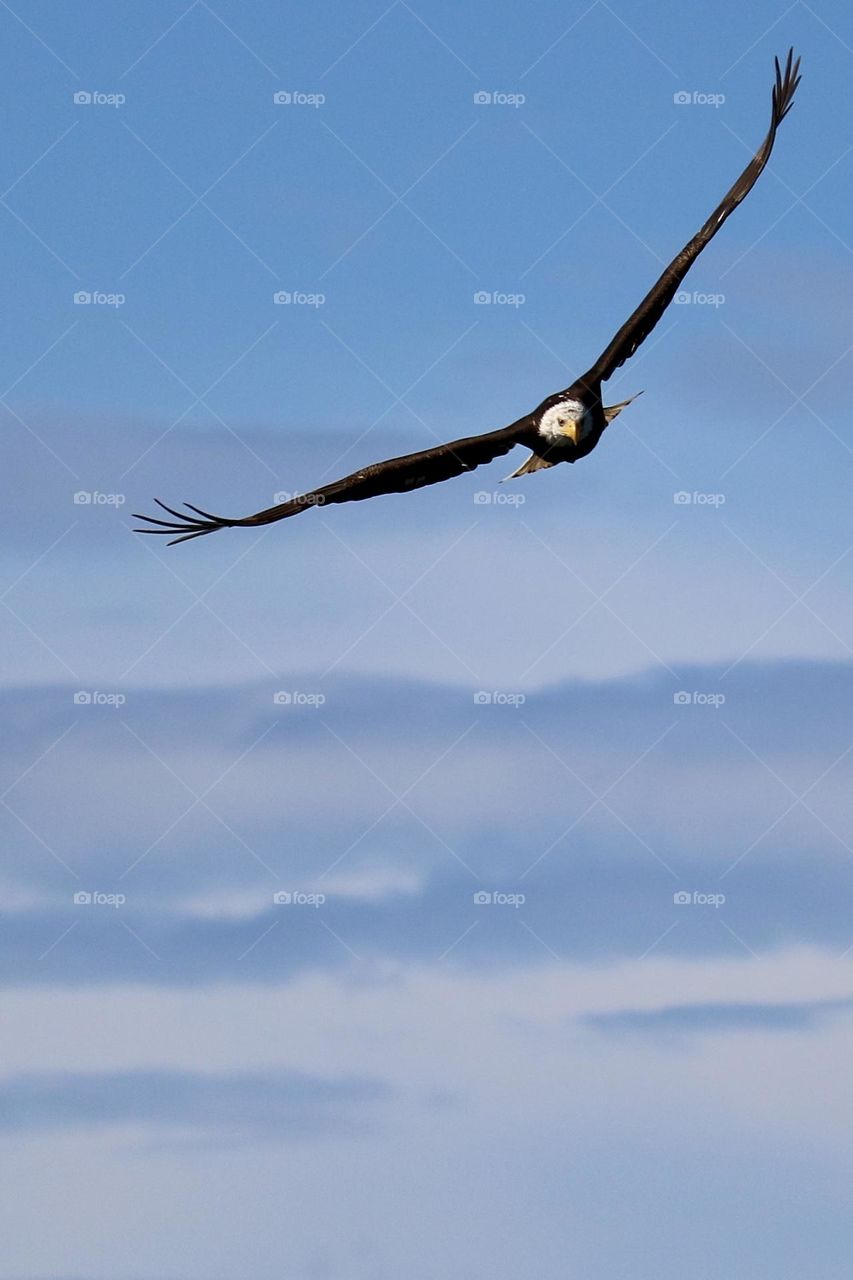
[2,1,853,1277]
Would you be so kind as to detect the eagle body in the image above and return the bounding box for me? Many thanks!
[503,387,602,477]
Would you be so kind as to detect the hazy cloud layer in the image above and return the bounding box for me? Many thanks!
[3,658,853,984]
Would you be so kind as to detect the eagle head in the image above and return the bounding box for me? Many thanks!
[536,397,590,446]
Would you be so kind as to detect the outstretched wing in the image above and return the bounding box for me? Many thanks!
[581,49,801,387]
[133,419,531,545]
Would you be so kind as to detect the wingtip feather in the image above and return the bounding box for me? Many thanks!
[132,497,229,545]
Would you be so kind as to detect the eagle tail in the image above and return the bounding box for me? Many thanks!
[604,390,644,423]
[502,452,556,481]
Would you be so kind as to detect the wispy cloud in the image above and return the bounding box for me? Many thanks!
[583,995,853,1037]
[0,1067,392,1142]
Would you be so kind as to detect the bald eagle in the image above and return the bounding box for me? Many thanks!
[135,50,801,546]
